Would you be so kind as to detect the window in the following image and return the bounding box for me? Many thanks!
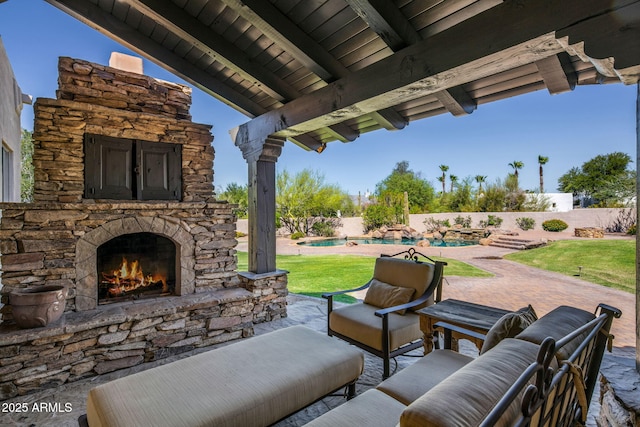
[84,134,182,200]
[2,144,14,202]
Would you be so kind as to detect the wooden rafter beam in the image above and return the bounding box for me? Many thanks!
[44,0,266,117]
[118,0,300,102]
[556,1,640,84]
[370,108,407,130]
[434,86,477,116]
[535,53,576,94]
[219,0,349,81]
[344,0,420,50]
[234,0,638,146]
[347,0,475,118]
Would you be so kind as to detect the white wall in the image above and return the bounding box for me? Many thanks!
[0,36,27,202]
[527,193,574,212]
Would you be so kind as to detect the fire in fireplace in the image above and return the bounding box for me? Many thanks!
[97,232,176,304]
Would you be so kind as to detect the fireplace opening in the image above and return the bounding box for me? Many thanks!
[97,232,176,304]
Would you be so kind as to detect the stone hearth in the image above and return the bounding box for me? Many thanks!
[0,57,288,400]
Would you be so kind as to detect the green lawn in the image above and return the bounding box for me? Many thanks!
[504,240,635,293]
[236,251,492,303]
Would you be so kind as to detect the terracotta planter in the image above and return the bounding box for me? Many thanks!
[10,285,67,329]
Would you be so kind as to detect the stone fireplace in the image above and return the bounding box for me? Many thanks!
[0,56,287,400]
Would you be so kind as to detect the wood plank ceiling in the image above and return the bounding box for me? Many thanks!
[45,0,640,152]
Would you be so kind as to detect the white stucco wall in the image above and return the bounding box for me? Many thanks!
[0,36,26,202]
[527,192,574,212]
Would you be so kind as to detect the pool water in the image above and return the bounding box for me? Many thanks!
[297,238,478,247]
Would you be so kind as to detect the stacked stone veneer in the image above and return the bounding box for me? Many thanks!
[0,202,240,318]
[0,288,257,400]
[34,57,214,203]
[0,57,289,399]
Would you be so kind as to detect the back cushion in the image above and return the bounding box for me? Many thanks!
[400,338,543,427]
[480,305,538,354]
[373,257,435,310]
[515,305,595,360]
[364,279,415,315]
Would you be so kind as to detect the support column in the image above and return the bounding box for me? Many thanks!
[234,135,285,273]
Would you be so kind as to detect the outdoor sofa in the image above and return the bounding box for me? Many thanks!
[305,303,620,427]
[82,325,364,427]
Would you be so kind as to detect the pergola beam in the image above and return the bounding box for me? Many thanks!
[219,0,349,80]
[349,0,475,118]
[535,53,576,94]
[345,0,420,50]
[234,0,637,146]
[434,86,477,116]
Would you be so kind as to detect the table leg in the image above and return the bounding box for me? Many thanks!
[420,316,436,354]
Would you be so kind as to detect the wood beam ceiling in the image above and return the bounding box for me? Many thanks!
[44,0,266,117]
[347,0,476,118]
[235,0,636,146]
[118,0,299,102]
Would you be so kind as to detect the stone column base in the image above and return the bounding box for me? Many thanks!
[238,270,289,323]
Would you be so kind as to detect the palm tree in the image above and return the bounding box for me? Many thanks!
[449,174,458,193]
[436,175,445,193]
[508,161,524,187]
[474,175,487,193]
[538,155,549,193]
[439,165,449,194]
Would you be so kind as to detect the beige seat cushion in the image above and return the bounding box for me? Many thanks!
[87,326,364,427]
[515,305,595,360]
[377,349,473,405]
[400,338,543,427]
[303,389,406,427]
[373,257,435,311]
[330,303,422,352]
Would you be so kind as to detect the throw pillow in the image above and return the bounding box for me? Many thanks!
[480,305,538,354]
[364,279,416,315]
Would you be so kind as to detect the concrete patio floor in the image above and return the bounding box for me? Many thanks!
[2,232,636,426]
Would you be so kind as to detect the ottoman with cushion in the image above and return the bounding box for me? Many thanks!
[85,325,365,427]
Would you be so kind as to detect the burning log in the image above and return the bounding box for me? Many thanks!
[100,257,168,298]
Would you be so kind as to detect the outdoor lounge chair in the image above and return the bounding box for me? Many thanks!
[323,248,446,378]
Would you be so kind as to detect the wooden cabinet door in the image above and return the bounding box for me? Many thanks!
[84,134,182,201]
[137,141,182,200]
[84,134,134,199]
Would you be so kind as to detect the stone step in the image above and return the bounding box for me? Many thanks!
[489,236,546,250]
[489,241,526,250]
[492,237,533,243]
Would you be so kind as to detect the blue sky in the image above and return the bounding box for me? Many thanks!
[0,0,637,196]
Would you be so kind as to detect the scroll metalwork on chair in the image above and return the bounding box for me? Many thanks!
[323,248,446,378]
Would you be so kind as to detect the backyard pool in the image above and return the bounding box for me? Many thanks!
[297,238,478,247]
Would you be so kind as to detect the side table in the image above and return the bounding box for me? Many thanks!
[417,299,510,353]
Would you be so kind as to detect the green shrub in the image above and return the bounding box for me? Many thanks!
[363,204,395,232]
[454,215,472,228]
[311,220,336,237]
[290,231,306,240]
[542,219,568,232]
[423,217,451,232]
[515,217,535,231]
[478,215,503,228]
[627,224,637,235]
[235,231,247,238]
